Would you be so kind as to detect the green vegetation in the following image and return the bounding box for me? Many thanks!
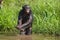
[0,0,60,35]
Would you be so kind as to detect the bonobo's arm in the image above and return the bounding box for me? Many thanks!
[17,11,22,29]
[21,14,32,28]
[17,19,22,30]
[18,19,22,26]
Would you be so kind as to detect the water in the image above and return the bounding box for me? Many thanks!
[0,34,60,40]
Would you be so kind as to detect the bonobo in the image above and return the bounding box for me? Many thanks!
[17,5,33,35]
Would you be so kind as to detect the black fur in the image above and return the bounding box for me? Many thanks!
[17,5,33,35]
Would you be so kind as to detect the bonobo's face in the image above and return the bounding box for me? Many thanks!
[24,6,30,14]
[26,8,30,13]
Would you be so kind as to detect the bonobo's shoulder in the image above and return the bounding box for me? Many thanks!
[19,10,23,13]
[30,12,34,19]
[30,12,33,16]
[19,10,23,15]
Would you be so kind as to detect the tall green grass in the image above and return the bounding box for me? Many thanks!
[0,0,60,35]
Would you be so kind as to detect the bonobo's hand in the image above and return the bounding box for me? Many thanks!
[16,25,22,29]
[17,25,24,31]
[20,28,24,31]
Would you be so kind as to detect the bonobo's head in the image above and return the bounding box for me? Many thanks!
[22,5,31,14]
